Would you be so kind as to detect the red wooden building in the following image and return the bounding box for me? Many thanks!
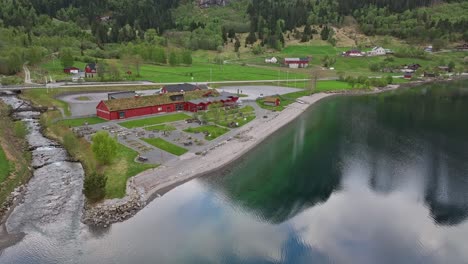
[96,90,238,120]
[63,67,80,74]
[263,97,281,106]
[85,63,97,78]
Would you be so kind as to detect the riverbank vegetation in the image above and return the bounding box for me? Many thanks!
[0,102,31,209]
[33,106,154,201]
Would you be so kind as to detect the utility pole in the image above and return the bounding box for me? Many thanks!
[310,71,317,96]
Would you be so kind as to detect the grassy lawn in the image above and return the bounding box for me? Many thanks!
[76,96,91,101]
[281,45,348,56]
[0,146,10,183]
[184,125,230,140]
[257,90,312,111]
[118,113,191,129]
[203,105,256,127]
[21,89,72,116]
[144,124,176,131]
[104,143,157,199]
[57,116,106,127]
[141,137,188,156]
[315,80,354,92]
[40,60,87,81]
[135,61,307,83]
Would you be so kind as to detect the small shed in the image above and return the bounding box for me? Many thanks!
[263,97,280,106]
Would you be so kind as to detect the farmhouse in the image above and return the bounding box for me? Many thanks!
[367,47,386,56]
[284,58,310,68]
[342,50,363,57]
[63,67,80,74]
[96,89,239,120]
[85,63,97,77]
[161,83,206,94]
[263,97,281,106]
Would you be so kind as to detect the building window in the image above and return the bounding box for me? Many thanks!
[119,111,125,119]
[158,107,162,111]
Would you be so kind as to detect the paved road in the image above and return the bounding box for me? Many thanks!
[0,79,312,91]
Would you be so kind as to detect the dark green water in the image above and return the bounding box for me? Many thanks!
[2,80,468,264]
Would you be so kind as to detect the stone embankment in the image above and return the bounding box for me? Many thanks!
[81,179,145,227]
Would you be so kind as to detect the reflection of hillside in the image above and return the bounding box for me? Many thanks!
[206,100,343,224]
[361,80,468,226]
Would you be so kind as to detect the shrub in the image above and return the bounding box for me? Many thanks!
[14,121,28,139]
[252,44,264,55]
[83,172,107,202]
[91,131,118,165]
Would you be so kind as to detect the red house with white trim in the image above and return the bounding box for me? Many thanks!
[96,90,238,120]
[85,63,97,78]
[284,57,310,68]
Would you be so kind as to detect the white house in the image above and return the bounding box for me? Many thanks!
[265,57,278,64]
[367,46,387,56]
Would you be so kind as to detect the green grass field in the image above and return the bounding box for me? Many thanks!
[118,113,191,129]
[104,143,157,199]
[184,125,230,140]
[57,117,106,127]
[40,60,87,81]
[135,62,307,83]
[141,137,188,156]
[0,146,10,183]
[144,124,177,131]
[22,89,72,116]
[281,45,348,56]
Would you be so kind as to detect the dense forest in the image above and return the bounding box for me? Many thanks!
[0,0,467,81]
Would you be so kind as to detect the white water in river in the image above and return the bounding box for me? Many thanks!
[0,96,85,249]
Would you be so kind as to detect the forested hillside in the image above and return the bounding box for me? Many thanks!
[0,0,467,82]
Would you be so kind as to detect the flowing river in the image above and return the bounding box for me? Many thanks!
[1,80,468,264]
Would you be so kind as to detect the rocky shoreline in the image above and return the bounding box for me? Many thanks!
[0,186,26,224]
[81,179,146,227]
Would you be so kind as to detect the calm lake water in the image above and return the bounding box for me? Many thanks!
[2,80,468,264]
